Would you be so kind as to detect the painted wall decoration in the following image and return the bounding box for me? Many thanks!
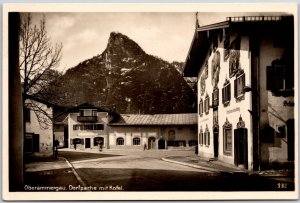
[211,51,221,87]
[236,115,245,129]
[204,61,208,79]
[224,34,230,61]
[229,36,241,78]
[200,74,206,96]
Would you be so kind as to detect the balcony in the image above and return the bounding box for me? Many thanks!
[77,116,98,123]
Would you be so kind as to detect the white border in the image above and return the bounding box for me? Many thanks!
[2,3,299,201]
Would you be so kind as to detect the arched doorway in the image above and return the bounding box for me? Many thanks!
[158,139,165,149]
[148,137,156,149]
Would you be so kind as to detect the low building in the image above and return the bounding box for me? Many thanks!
[108,113,198,150]
[24,95,54,158]
[183,15,295,171]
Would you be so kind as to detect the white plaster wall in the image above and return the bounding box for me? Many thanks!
[68,111,109,149]
[25,100,53,157]
[197,33,253,169]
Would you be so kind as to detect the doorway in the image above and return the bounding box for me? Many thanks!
[148,137,156,149]
[158,139,165,149]
[85,138,91,148]
[213,127,219,158]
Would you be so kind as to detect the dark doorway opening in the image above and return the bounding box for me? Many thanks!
[158,139,165,149]
[213,128,219,158]
[85,138,91,148]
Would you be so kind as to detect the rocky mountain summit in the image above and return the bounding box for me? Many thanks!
[53,32,196,114]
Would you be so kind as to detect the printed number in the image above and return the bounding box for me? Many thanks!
[277,183,288,189]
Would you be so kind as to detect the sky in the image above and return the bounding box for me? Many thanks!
[30,11,290,73]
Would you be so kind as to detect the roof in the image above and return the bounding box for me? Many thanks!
[183,15,293,77]
[108,113,197,126]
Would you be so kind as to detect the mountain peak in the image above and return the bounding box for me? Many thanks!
[106,32,145,57]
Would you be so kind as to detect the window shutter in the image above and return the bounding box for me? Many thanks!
[208,132,210,145]
[222,87,225,104]
[217,89,219,106]
[234,79,237,98]
[266,66,274,90]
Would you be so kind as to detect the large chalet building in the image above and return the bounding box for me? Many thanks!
[183,15,295,171]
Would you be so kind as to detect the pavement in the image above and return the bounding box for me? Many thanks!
[162,155,295,177]
[25,148,294,186]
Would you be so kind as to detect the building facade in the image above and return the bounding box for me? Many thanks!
[183,15,295,171]
[24,97,54,158]
[66,103,197,151]
[68,103,110,150]
[108,114,197,150]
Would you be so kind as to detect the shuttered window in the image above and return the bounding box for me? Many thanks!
[267,65,293,92]
[204,95,210,114]
[234,73,245,99]
[199,99,203,116]
[222,82,231,106]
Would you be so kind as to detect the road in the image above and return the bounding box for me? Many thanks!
[57,149,295,191]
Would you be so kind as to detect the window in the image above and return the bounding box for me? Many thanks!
[204,95,210,114]
[212,88,219,108]
[222,79,231,106]
[267,64,294,94]
[199,128,203,145]
[116,138,124,145]
[94,124,104,130]
[79,110,84,116]
[234,70,245,101]
[205,126,210,146]
[92,110,97,116]
[223,118,232,156]
[24,108,31,122]
[199,99,203,116]
[133,138,140,145]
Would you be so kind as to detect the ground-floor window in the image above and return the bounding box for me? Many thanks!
[223,118,233,155]
[94,137,104,146]
[116,137,124,145]
[133,137,140,145]
[205,125,210,146]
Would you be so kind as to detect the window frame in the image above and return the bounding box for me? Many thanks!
[234,70,245,102]
[223,120,233,156]
[199,99,203,117]
[212,88,219,108]
[222,79,231,106]
[133,137,141,146]
[204,95,210,114]
[116,137,124,145]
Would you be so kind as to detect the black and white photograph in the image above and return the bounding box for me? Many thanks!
[2,3,298,201]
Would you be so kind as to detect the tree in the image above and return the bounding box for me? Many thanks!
[19,13,63,128]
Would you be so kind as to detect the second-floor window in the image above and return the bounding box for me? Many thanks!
[234,70,245,101]
[222,79,231,106]
[199,99,203,116]
[79,110,84,116]
[204,95,210,114]
[92,110,97,116]
[212,88,219,108]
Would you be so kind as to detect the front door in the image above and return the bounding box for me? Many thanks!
[85,138,91,148]
[148,137,156,149]
[158,139,165,149]
[213,128,219,158]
